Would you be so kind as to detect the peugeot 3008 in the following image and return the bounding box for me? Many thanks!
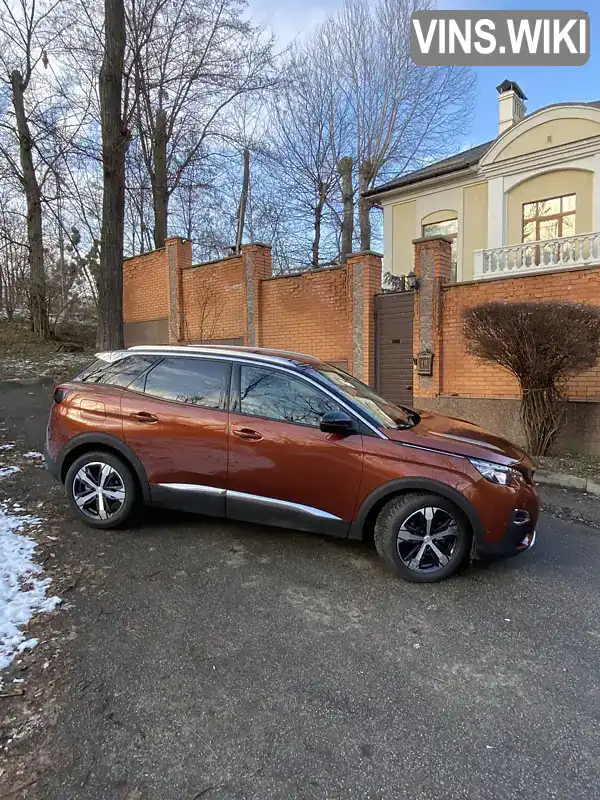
[45,345,538,582]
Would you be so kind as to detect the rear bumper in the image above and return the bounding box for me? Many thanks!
[44,444,60,482]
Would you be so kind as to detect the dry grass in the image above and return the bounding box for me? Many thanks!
[0,318,95,381]
[536,452,600,482]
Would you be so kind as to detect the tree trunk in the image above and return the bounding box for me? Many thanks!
[358,159,374,252]
[11,70,49,339]
[152,109,168,249]
[338,156,353,263]
[520,385,566,456]
[312,180,326,268]
[235,147,250,253]
[98,0,127,349]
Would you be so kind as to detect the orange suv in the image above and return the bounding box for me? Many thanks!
[45,345,538,583]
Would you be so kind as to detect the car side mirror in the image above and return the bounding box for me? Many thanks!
[320,410,357,435]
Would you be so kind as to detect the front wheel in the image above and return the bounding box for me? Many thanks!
[374,492,471,583]
[65,451,139,529]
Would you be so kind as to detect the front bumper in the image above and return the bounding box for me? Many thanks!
[475,502,538,558]
[463,475,540,559]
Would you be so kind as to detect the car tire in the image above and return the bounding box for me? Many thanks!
[374,492,471,583]
[64,451,139,529]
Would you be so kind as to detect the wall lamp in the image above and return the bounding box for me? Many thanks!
[407,270,419,290]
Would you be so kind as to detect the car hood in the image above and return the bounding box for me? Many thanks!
[385,409,534,469]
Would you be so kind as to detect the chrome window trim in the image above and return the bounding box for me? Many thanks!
[227,490,342,521]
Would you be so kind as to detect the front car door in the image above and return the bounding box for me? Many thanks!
[121,355,231,515]
[226,363,364,535]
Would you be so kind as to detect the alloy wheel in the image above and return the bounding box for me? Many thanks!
[396,506,460,573]
[72,461,126,521]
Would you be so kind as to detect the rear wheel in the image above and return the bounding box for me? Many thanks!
[374,492,471,583]
[65,451,139,529]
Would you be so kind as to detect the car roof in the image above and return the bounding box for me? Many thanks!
[118,344,325,369]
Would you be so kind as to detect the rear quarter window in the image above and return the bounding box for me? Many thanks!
[142,357,230,409]
[73,355,158,388]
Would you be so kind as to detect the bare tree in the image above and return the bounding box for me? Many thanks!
[97,0,127,348]
[235,146,250,253]
[0,0,64,337]
[338,156,353,263]
[131,0,277,250]
[0,186,28,320]
[268,43,347,268]
[320,0,475,250]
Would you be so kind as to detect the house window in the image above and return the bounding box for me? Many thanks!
[522,194,576,242]
[422,218,458,280]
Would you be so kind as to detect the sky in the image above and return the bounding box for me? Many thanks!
[249,0,600,148]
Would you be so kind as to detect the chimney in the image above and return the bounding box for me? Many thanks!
[496,79,527,135]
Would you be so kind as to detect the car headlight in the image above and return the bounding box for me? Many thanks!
[469,458,525,487]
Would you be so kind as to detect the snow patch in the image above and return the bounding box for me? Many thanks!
[23,451,44,460]
[0,503,61,671]
[0,444,15,451]
[0,466,20,479]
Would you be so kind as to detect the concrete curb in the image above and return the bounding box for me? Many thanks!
[536,471,600,497]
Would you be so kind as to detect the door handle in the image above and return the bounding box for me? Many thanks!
[232,427,263,441]
[130,411,158,424]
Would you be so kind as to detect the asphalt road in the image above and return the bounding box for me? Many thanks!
[2,382,600,800]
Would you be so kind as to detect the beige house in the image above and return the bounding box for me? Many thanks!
[366,80,600,283]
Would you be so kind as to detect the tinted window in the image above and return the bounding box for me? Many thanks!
[74,355,157,388]
[314,365,415,429]
[143,357,229,409]
[239,366,340,427]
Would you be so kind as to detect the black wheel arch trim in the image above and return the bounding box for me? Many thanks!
[349,477,485,543]
[56,433,151,503]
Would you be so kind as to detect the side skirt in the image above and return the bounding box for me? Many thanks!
[150,484,226,517]
[150,483,350,537]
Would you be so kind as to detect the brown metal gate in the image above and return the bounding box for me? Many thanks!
[375,291,414,407]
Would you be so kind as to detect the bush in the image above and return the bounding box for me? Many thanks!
[463,301,600,456]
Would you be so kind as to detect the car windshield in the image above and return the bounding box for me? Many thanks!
[314,365,419,429]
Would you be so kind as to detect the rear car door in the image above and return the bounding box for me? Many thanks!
[121,356,231,515]
[63,354,160,443]
[226,363,364,535]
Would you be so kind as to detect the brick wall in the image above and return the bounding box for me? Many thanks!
[181,255,245,343]
[441,267,600,402]
[260,268,349,362]
[123,248,169,324]
[122,240,382,382]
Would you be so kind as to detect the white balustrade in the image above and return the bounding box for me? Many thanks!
[473,232,600,279]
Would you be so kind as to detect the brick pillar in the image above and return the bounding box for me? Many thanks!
[347,250,382,385]
[165,237,192,343]
[241,243,272,346]
[412,236,453,397]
